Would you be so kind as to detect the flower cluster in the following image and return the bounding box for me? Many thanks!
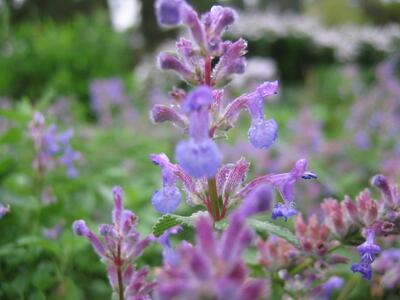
[29,111,81,178]
[373,248,400,289]
[73,187,155,299]
[154,185,272,300]
[150,0,316,221]
[89,77,138,127]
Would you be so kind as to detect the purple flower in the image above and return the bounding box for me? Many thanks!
[155,203,267,300]
[236,159,316,221]
[373,248,400,289]
[72,187,155,297]
[155,0,184,26]
[159,226,182,267]
[312,276,344,300]
[246,81,279,149]
[150,153,182,214]
[351,229,381,280]
[175,86,222,178]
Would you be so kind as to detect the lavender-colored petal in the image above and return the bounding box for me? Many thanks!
[150,104,188,128]
[183,85,213,113]
[272,202,298,221]
[155,0,183,26]
[239,184,272,217]
[175,139,222,178]
[248,118,278,149]
[151,186,182,214]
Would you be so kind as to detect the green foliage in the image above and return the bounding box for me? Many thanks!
[0,10,133,102]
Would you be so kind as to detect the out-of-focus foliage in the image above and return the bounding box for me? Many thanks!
[0,10,133,102]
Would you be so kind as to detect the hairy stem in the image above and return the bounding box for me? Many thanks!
[208,178,220,222]
[117,243,124,300]
[205,55,212,87]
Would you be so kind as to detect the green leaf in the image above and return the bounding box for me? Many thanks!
[216,218,299,247]
[152,213,200,237]
[248,219,300,247]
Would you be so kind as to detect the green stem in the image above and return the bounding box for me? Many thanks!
[117,243,124,300]
[208,178,220,222]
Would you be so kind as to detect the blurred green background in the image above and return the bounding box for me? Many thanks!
[0,0,399,299]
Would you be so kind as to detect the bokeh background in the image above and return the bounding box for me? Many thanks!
[0,0,399,299]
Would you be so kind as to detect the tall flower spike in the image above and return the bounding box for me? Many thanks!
[270,158,316,221]
[247,81,279,149]
[73,187,154,298]
[175,86,222,178]
[351,229,381,280]
[150,153,182,214]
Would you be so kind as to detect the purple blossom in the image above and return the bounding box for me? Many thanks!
[155,0,184,26]
[312,276,344,300]
[29,112,81,178]
[351,229,381,280]
[246,81,279,149]
[72,187,155,298]
[150,153,182,214]
[373,248,400,289]
[159,226,182,267]
[155,203,268,300]
[175,86,222,178]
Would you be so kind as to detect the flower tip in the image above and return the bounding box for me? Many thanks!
[183,86,214,112]
[72,220,89,236]
[248,118,278,149]
[155,0,183,27]
[371,174,389,190]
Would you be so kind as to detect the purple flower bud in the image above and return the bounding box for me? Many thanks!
[211,6,236,37]
[351,229,381,280]
[150,105,188,128]
[181,4,206,49]
[73,220,89,236]
[222,157,249,200]
[371,174,394,207]
[72,220,107,258]
[183,85,213,113]
[240,184,273,217]
[248,118,278,149]
[155,0,183,26]
[175,138,222,178]
[112,186,124,228]
[152,186,182,214]
[158,52,192,80]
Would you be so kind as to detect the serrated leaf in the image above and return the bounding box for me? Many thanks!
[152,214,190,237]
[215,218,299,247]
[248,219,299,247]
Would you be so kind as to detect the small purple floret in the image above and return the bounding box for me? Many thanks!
[155,0,183,26]
[248,118,278,149]
[151,186,182,214]
[175,139,222,178]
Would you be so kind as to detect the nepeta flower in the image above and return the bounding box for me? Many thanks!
[155,0,183,27]
[150,153,182,214]
[73,187,155,298]
[311,276,344,300]
[29,112,81,178]
[351,229,381,280]
[155,191,270,300]
[175,86,222,178]
[373,248,400,289]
